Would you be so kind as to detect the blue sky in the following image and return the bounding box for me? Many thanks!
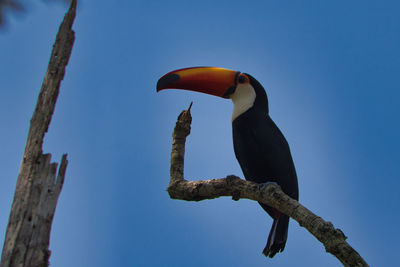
[1,0,399,266]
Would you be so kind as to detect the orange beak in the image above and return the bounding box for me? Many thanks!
[156,67,239,98]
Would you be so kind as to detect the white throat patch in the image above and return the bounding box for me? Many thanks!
[230,83,256,121]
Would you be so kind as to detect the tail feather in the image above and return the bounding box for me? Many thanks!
[263,215,289,258]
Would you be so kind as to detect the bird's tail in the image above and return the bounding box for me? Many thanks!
[263,215,289,258]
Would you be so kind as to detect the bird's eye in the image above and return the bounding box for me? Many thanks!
[238,75,246,84]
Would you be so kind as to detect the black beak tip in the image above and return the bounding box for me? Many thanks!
[156,73,180,92]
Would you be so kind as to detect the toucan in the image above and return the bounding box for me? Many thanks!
[157,67,299,258]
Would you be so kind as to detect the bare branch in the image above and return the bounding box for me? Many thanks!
[1,1,76,266]
[167,105,369,267]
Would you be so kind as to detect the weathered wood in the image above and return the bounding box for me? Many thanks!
[167,105,369,267]
[1,1,76,266]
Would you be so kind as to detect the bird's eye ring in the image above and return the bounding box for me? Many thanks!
[238,75,246,84]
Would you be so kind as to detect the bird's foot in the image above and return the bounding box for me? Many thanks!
[259,182,280,191]
[226,175,239,181]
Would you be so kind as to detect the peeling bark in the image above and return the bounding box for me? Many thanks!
[167,105,369,267]
[1,1,76,266]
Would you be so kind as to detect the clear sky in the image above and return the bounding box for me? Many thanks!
[1,1,399,266]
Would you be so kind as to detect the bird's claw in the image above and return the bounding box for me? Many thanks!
[259,181,279,191]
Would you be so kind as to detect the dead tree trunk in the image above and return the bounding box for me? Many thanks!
[167,104,369,267]
[1,1,76,266]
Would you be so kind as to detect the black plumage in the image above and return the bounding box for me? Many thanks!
[232,74,299,258]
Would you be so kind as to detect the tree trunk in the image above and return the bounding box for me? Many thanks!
[1,1,76,266]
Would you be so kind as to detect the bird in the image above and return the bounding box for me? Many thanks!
[157,66,299,258]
